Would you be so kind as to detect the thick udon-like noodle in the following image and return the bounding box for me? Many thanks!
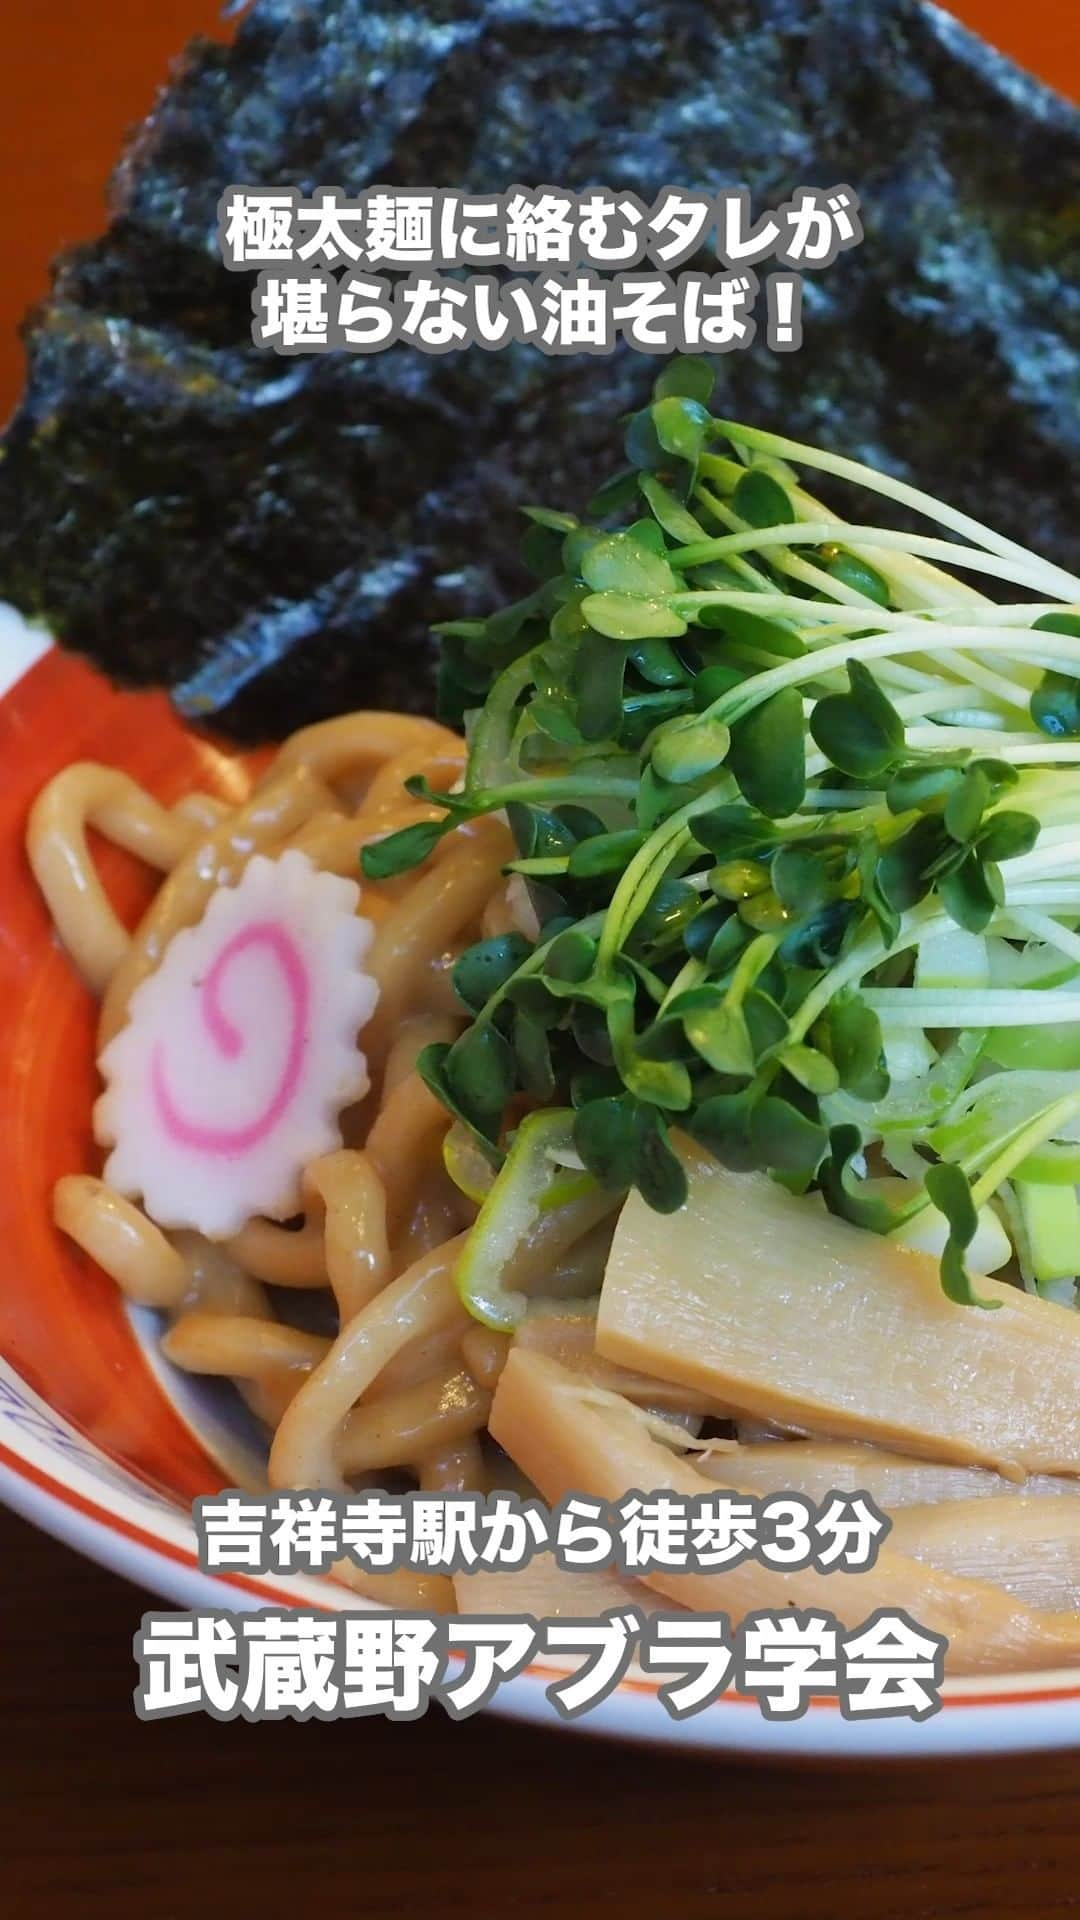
[33,713,525,1611]
[30,711,1080,1671]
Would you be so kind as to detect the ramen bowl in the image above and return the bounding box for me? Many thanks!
[2,608,1079,1757]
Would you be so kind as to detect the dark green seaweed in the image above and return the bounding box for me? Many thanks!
[0,0,1076,739]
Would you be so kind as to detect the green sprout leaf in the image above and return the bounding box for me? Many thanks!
[651,713,731,785]
[1029,616,1080,737]
[654,355,715,405]
[732,468,795,528]
[824,992,889,1101]
[416,1043,505,1165]
[530,697,585,747]
[1031,671,1080,740]
[638,472,707,545]
[856,830,900,948]
[878,814,946,913]
[778,1043,840,1097]
[629,878,701,951]
[582,592,688,641]
[452,934,534,1015]
[810,660,904,779]
[938,850,1003,934]
[512,1011,556,1100]
[886,762,965,817]
[613,1031,694,1112]
[545,927,599,982]
[818,549,890,605]
[507,804,577,860]
[587,467,642,519]
[819,1124,894,1234]
[624,410,666,472]
[630,639,688,686]
[671,985,755,1076]
[361,816,452,880]
[693,805,776,860]
[443,1025,517,1140]
[728,688,807,817]
[710,606,806,660]
[572,640,626,742]
[743,987,789,1057]
[581,530,680,598]
[771,844,836,917]
[924,1162,1001,1310]
[691,1090,759,1172]
[573,1093,634,1188]
[943,765,993,845]
[750,1096,828,1176]
[976,810,1039,864]
[409,392,1076,1313]
[633,1109,689,1213]
[521,505,580,533]
[520,522,570,580]
[567,831,647,880]
[651,395,711,466]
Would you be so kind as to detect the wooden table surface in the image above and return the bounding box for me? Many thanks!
[5,1498,1080,1920]
[2,5,1079,1917]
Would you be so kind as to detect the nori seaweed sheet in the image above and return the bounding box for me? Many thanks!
[0,0,1076,740]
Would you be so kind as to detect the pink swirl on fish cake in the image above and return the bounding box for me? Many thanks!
[95,849,378,1238]
[150,920,309,1156]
